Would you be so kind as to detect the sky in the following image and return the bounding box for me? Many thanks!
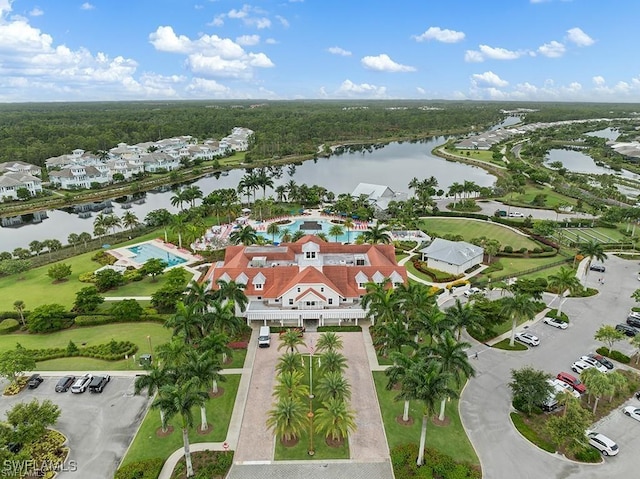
[1,0,640,102]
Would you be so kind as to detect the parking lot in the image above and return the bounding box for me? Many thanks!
[460,254,640,478]
[0,375,149,479]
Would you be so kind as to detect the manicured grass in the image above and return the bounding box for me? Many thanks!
[419,218,538,251]
[404,259,433,282]
[492,255,566,278]
[492,339,528,351]
[373,372,478,465]
[121,374,241,465]
[103,275,175,297]
[0,323,172,370]
[510,412,556,453]
[500,185,577,208]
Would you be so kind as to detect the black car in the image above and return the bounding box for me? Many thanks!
[55,375,76,393]
[587,353,614,370]
[589,264,606,272]
[27,374,43,389]
[627,316,640,328]
[616,323,639,337]
[88,375,110,393]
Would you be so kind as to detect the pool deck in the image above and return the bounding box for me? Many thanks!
[107,239,202,270]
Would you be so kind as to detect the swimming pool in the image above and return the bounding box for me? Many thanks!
[257,218,364,243]
[127,243,187,267]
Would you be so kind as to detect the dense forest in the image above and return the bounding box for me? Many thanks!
[2,100,640,167]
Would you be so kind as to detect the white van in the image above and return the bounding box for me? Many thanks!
[258,326,271,348]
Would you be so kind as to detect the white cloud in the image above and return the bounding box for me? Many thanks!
[276,15,289,28]
[80,2,94,10]
[592,75,606,86]
[209,15,224,27]
[327,46,351,56]
[465,44,525,62]
[566,27,594,47]
[186,77,230,95]
[336,79,387,98]
[225,5,271,29]
[361,54,416,72]
[537,40,565,57]
[29,7,43,16]
[471,71,509,88]
[416,87,426,95]
[236,34,260,46]
[412,26,465,43]
[265,38,277,44]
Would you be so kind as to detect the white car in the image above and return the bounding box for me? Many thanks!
[580,356,609,373]
[571,360,594,374]
[550,378,581,398]
[586,431,619,456]
[509,212,525,218]
[543,317,568,329]
[628,311,640,321]
[463,287,483,298]
[515,332,540,347]
[623,406,640,422]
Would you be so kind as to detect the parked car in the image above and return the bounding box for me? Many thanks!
[463,287,483,298]
[55,375,76,393]
[627,315,640,328]
[635,390,640,400]
[88,375,110,393]
[589,263,606,272]
[509,212,525,218]
[549,378,581,398]
[628,311,640,321]
[70,374,93,394]
[27,374,43,389]
[543,317,568,329]
[556,372,586,394]
[580,356,609,373]
[515,332,540,347]
[586,431,619,456]
[571,360,594,374]
[623,406,640,422]
[586,353,614,370]
[616,323,639,337]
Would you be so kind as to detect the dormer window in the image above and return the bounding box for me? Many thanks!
[305,251,316,259]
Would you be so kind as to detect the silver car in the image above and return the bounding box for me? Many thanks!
[586,431,619,456]
[543,317,568,329]
[515,332,540,347]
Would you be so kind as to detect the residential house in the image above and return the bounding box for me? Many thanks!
[0,161,41,177]
[204,235,407,327]
[419,238,484,276]
[139,152,181,173]
[351,182,408,213]
[0,172,43,200]
[48,165,110,190]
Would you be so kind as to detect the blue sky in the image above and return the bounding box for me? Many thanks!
[1,0,639,102]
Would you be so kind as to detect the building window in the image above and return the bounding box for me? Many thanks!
[328,298,333,305]
[356,258,365,266]
[255,283,263,290]
[320,287,324,292]
[289,299,294,305]
[358,282,366,289]
[305,251,316,259]
[257,296,262,300]
[297,287,301,292]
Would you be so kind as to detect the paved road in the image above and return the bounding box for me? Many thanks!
[460,254,640,478]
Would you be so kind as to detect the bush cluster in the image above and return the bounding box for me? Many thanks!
[446,279,470,290]
[390,443,481,479]
[412,260,462,283]
[3,376,28,396]
[114,459,164,479]
[25,340,138,362]
[574,447,602,463]
[73,314,165,327]
[596,347,630,364]
[545,309,569,322]
[91,251,117,266]
[317,325,362,332]
[0,318,20,334]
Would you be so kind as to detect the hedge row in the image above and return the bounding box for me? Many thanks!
[596,347,630,364]
[432,211,489,221]
[412,259,462,283]
[0,311,23,320]
[74,314,166,327]
[115,459,164,479]
[26,340,138,362]
[0,318,20,334]
[390,443,481,479]
[317,325,362,332]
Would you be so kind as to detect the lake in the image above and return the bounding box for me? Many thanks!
[0,136,496,251]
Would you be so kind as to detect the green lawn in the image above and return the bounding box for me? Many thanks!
[0,322,172,370]
[419,218,538,251]
[499,185,578,208]
[121,374,241,465]
[373,372,478,465]
[103,275,175,297]
[492,255,567,278]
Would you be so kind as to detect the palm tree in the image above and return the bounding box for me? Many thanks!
[200,330,233,368]
[29,240,44,256]
[580,368,612,414]
[266,396,307,444]
[385,352,416,422]
[547,267,582,315]
[229,225,259,245]
[204,300,242,338]
[156,337,190,369]
[372,319,412,358]
[631,334,640,365]
[170,213,188,248]
[266,222,280,243]
[361,281,400,326]
[343,218,354,243]
[273,371,309,402]
[275,185,288,202]
[427,331,475,421]
[445,299,484,340]
[578,240,608,286]
[500,293,537,347]
[315,332,343,353]
[276,351,304,375]
[316,371,351,403]
[361,223,392,244]
[170,189,190,211]
[183,185,203,208]
[12,300,26,328]
[280,228,292,243]
[278,330,306,353]
[214,279,248,313]
[318,350,347,375]
[328,224,344,242]
[67,233,80,251]
[134,365,175,433]
[183,281,216,315]
[256,168,274,198]
[401,359,457,466]
[153,383,208,477]
[165,302,203,344]
[184,351,223,430]
[314,397,357,444]
[78,232,92,249]
[122,211,139,232]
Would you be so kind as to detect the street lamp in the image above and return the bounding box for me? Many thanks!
[147,335,153,354]
[308,340,315,456]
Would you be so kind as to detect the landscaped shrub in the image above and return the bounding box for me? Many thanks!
[91,251,117,266]
[518,247,528,254]
[510,412,556,453]
[412,260,462,282]
[569,287,598,298]
[317,325,362,332]
[0,318,20,334]
[74,315,164,327]
[503,245,513,253]
[78,272,96,283]
[390,443,481,479]
[123,269,143,282]
[25,340,138,362]
[574,447,601,463]
[27,304,74,333]
[3,376,28,396]
[596,347,630,364]
[446,279,469,290]
[114,459,164,479]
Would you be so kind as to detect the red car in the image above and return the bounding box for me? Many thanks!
[557,372,586,394]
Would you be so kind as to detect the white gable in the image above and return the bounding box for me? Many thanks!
[372,271,386,284]
[389,271,404,284]
[235,272,248,285]
[218,272,231,283]
[252,272,266,285]
[302,241,320,253]
[355,271,369,284]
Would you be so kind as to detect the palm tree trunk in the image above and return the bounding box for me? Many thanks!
[212,379,219,394]
[403,400,410,422]
[416,413,428,466]
[200,406,208,432]
[592,397,600,415]
[509,317,517,347]
[160,409,167,433]
[438,398,447,422]
[183,427,194,477]
[178,233,183,249]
